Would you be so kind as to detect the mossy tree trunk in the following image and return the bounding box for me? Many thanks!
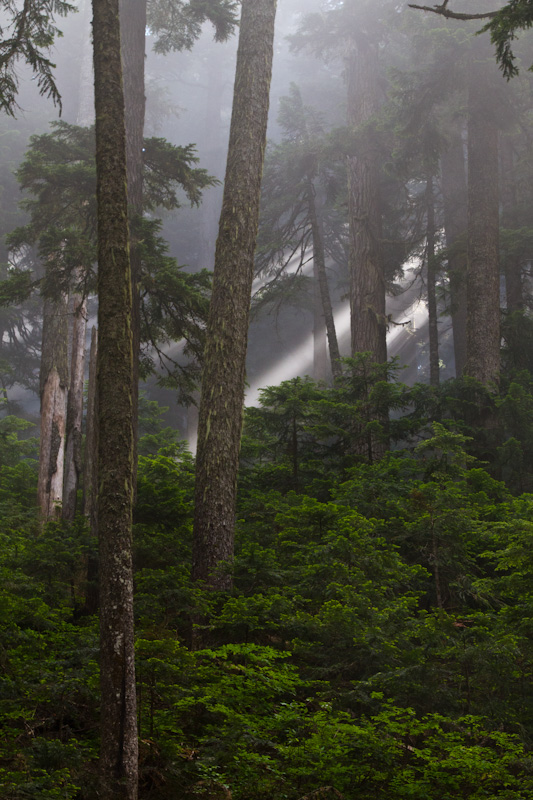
[92,0,137,796]
[192,0,277,591]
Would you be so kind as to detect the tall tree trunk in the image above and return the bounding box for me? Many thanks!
[308,179,342,381]
[192,0,277,591]
[426,177,439,387]
[92,0,137,795]
[120,0,147,483]
[38,296,69,521]
[500,135,523,312]
[441,129,468,377]
[62,0,92,522]
[346,36,386,363]
[83,326,99,614]
[62,294,87,521]
[465,48,500,388]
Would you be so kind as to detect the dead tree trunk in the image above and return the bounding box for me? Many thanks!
[63,294,87,521]
[62,0,93,521]
[38,296,68,521]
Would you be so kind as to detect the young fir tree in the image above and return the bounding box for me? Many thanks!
[0,0,74,115]
[192,0,278,592]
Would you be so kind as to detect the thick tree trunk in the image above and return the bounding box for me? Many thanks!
[92,0,137,795]
[465,51,500,388]
[63,294,87,521]
[120,0,147,482]
[441,130,468,377]
[38,296,69,521]
[346,37,386,363]
[500,135,523,312]
[426,177,439,387]
[308,180,342,381]
[192,0,277,591]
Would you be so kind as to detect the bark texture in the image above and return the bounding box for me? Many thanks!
[465,52,500,388]
[308,180,342,381]
[441,130,468,377]
[426,178,439,386]
[92,0,137,796]
[62,1,93,523]
[120,0,147,483]
[500,135,523,312]
[192,0,277,591]
[346,36,386,363]
[83,326,99,615]
[63,294,87,521]
[38,296,69,521]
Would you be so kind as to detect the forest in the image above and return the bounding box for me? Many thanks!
[3,0,533,798]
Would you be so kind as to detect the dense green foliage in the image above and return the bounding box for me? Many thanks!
[4,355,533,798]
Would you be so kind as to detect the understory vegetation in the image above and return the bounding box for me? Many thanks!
[3,324,533,799]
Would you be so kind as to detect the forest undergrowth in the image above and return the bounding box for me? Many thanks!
[3,344,533,799]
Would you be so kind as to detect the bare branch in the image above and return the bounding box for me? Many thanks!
[408,3,498,20]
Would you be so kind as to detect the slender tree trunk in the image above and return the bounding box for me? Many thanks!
[308,179,342,381]
[77,0,94,126]
[198,49,226,270]
[63,294,87,521]
[500,135,523,312]
[92,0,137,795]
[465,49,500,388]
[313,256,327,383]
[120,0,147,482]
[192,0,277,591]
[83,326,99,614]
[38,296,69,521]
[426,177,439,387]
[346,36,386,363]
[441,130,468,377]
[62,0,93,522]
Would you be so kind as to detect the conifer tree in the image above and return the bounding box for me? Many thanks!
[92,0,137,794]
[256,85,343,380]
[192,0,277,591]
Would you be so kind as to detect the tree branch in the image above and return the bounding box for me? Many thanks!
[408,3,499,20]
